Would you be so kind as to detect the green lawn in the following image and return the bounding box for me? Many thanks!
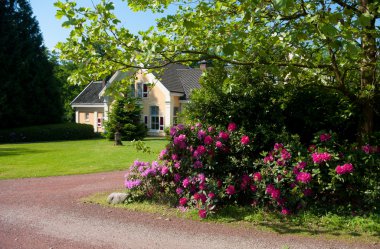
[0,138,168,179]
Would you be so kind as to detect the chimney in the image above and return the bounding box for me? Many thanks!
[199,60,207,71]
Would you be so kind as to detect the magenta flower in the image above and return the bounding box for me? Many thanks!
[362,145,371,154]
[225,185,236,195]
[274,143,284,151]
[266,184,275,194]
[161,166,169,175]
[320,133,331,142]
[174,162,181,169]
[196,145,207,155]
[159,149,167,160]
[207,126,215,133]
[182,178,190,188]
[204,135,213,145]
[171,154,179,161]
[215,141,223,148]
[124,179,142,189]
[193,160,203,168]
[174,173,181,183]
[281,149,291,160]
[296,172,312,184]
[281,208,291,216]
[336,163,354,175]
[193,192,201,201]
[199,183,206,190]
[218,131,229,140]
[227,122,237,132]
[198,209,207,219]
[297,161,307,169]
[303,188,313,196]
[312,152,332,164]
[208,192,215,199]
[263,153,274,163]
[271,188,281,200]
[250,184,257,192]
[241,135,250,145]
[197,173,206,183]
[253,172,262,182]
[179,197,188,206]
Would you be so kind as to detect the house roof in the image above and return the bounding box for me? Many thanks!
[155,63,202,99]
[71,81,105,105]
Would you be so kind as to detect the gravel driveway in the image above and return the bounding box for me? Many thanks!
[0,171,377,249]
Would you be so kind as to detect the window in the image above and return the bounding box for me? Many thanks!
[173,107,179,125]
[137,82,148,98]
[129,84,136,97]
[150,106,159,130]
[144,116,148,126]
[159,117,164,131]
[97,118,102,127]
[85,113,89,122]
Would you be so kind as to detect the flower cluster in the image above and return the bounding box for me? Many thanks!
[124,127,379,217]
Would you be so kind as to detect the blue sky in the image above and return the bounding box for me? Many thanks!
[29,0,177,51]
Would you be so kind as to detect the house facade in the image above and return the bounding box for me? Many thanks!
[71,64,202,136]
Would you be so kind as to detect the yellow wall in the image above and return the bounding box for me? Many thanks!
[76,107,104,132]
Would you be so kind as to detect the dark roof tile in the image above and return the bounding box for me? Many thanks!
[71,81,105,104]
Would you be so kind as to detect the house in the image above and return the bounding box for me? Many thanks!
[71,63,202,135]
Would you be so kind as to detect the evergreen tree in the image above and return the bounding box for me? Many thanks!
[105,92,147,141]
[0,0,62,129]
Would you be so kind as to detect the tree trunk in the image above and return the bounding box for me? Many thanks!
[358,0,377,141]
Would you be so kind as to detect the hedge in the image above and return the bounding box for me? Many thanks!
[0,123,97,143]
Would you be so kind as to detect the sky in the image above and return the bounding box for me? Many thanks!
[29,0,177,51]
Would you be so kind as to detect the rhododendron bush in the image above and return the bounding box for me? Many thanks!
[124,124,380,218]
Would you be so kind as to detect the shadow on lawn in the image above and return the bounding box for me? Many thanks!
[0,147,47,157]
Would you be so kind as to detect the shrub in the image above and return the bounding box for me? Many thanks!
[124,123,380,218]
[0,123,97,143]
[105,95,147,141]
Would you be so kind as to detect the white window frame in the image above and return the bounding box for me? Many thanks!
[150,106,159,130]
[85,113,90,122]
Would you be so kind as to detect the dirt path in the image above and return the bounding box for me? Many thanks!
[0,171,377,249]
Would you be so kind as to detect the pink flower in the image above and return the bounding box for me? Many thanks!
[208,126,215,133]
[161,166,169,175]
[281,208,291,215]
[199,193,207,203]
[204,135,213,145]
[198,209,207,219]
[197,130,206,140]
[193,192,201,201]
[263,153,274,163]
[225,185,236,195]
[336,163,354,175]
[196,123,202,128]
[312,152,332,164]
[266,184,275,194]
[271,188,281,200]
[250,185,257,192]
[174,162,181,169]
[217,179,223,188]
[253,172,262,182]
[281,149,291,160]
[159,149,167,160]
[174,173,181,182]
[227,122,237,132]
[320,133,331,142]
[274,143,284,151]
[196,145,206,155]
[208,192,215,199]
[219,131,229,140]
[215,141,223,148]
[171,154,179,161]
[296,172,312,184]
[297,161,307,169]
[182,178,190,188]
[179,197,188,206]
[176,187,184,195]
[241,135,250,145]
[199,183,206,190]
[193,160,203,168]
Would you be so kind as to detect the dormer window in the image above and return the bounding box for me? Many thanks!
[137,82,148,98]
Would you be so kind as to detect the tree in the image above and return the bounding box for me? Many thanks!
[55,0,379,141]
[104,91,147,141]
[48,52,85,122]
[0,0,63,129]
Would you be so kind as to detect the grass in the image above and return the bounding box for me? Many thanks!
[84,192,380,243]
[0,137,168,179]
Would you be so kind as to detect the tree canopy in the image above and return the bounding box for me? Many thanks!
[0,0,63,129]
[55,0,379,139]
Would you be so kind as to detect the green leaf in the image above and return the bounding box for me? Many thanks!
[320,23,338,37]
[358,12,372,26]
[223,43,235,56]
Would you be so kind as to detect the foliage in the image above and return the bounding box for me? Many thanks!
[105,92,147,141]
[123,123,379,219]
[185,65,360,148]
[0,123,97,143]
[0,0,63,129]
[0,138,168,179]
[48,52,84,122]
[54,0,379,139]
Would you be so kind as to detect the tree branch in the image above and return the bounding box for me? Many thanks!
[332,0,360,14]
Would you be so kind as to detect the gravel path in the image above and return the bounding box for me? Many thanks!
[0,171,377,249]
